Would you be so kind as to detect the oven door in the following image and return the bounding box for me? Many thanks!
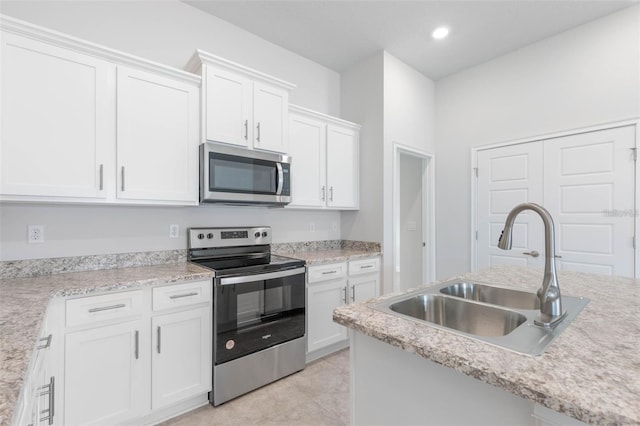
[214,267,305,365]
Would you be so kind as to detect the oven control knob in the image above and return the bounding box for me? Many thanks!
[197,233,205,240]
[262,231,268,237]
[207,233,214,239]
[254,232,260,239]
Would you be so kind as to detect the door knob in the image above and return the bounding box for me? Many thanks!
[523,250,539,257]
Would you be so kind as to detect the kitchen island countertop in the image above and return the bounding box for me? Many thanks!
[0,262,214,426]
[334,266,640,425]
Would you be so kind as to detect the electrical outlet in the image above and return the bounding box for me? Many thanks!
[332,222,338,232]
[28,225,44,244]
[309,222,316,232]
[169,224,179,239]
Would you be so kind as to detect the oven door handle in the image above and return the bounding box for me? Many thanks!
[218,267,306,286]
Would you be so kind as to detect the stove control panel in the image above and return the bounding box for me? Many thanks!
[188,226,272,249]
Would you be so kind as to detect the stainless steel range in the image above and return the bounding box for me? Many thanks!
[187,226,306,406]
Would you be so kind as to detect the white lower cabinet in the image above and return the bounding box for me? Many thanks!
[64,320,148,426]
[60,280,211,425]
[306,257,380,361]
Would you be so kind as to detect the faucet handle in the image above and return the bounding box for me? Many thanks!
[523,250,540,257]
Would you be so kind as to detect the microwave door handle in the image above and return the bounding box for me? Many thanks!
[276,162,284,195]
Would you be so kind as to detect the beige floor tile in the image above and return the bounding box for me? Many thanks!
[161,349,350,426]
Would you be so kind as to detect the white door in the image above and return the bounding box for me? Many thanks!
[152,307,211,409]
[116,66,199,204]
[326,124,358,209]
[205,66,252,147]
[307,279,348,353]
[64,320,148,425]
[543,126,636,277]
[253,82,289,153]
[477,142,545,270]
[288,112,326,207]
[1,32,113,199]
[399,153,424,289]
[349,275,379,304]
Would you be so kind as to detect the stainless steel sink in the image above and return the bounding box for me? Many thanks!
[375,279,589,356]
[389,294,527,337]
[439,281,540,310]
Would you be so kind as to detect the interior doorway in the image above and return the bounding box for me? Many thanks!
[393,144,435,293]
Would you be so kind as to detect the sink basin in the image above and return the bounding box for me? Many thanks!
[439,281,540,310]
[374,279,590,356]
[389,294,526,337]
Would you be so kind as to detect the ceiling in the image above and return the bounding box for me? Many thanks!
[183,0,637,80]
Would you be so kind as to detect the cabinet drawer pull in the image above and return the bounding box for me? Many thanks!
[169,292,199,299]
[256,122,261,142]
[360,265,373,269]
[244,119,248,140]
[321,185,326,201]
[99,164,104,190]
[329,186,334,202]
[134,330,139,360]
[157,326,162,354]
[37,334,52,350]
[88,303,126,313]
[121,166,125,191]
[351,286,355,302]
[322,270,337,275]
[342,286,347,304]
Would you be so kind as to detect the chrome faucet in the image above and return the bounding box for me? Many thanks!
[498,203,566,328]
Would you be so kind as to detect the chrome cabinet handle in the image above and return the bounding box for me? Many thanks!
[321,186,326,201]
[244,119,248,140]
[342,286,347,304]
[351,286,355,302]
[329,186,334,202]
[99,164,104,190]
[134,330,139,360]
[88,303,126,313]
[157,326,161,354]
[169,292,198,299]
[322,270,337,275]
[360,265,373,269]
[37,334,52,350]
[256,122,261,142]
[38,376,55,425]
[523,250,539,257]
[121,166,125,191]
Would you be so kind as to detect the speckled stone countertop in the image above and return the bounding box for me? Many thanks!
[0,263,214,426]
[273,240,381,265]
[334,266,640,425]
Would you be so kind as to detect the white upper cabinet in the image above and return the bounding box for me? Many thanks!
[0,16,201,205]
[288,105,360,210]
[187,50,294,153]
[116,66,199,203]
[1,31,114,200]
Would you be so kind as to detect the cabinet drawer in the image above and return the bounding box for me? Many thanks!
[66,290,144,327]
[349,257,380,276]
[152,280,211,311]
[307,262,348,283]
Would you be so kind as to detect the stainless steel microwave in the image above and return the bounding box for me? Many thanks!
[200,142,291,206]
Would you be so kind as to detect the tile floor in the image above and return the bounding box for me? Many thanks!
[161,349,350,426]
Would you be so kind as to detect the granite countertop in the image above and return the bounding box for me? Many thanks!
[0,262,214,426]
[285,248,381,265]
[334,266,640,425]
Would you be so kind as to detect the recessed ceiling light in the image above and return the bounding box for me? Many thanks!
[432,26,449,40]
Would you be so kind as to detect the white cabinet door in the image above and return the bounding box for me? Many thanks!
[151,307,211,409]
[288,112,326,207]
[326,124,359,209]
[0,32,113,199]
[476,142,545,270]
[307,279,349,353]
[204,66,252,147]
[64,320,148,426]
[116,66,199,204]
[349,274,379,304]
[253,82,289,153]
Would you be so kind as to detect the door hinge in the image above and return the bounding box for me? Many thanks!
[473,167,478,177]
[632,148,637,161]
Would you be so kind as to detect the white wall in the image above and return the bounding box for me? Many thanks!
[0,0,343,261]
[341,51,435,292]
[435,5,640,279]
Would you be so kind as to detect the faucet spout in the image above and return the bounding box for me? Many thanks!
[498,203,566,327]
